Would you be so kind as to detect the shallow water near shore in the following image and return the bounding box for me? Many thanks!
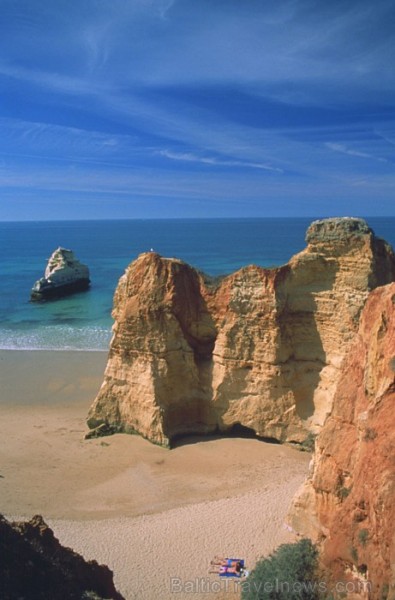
[1,217,394,351]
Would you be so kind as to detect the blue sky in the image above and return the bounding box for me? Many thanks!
[0,0,394,220]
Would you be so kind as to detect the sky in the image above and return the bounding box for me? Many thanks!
[0,0,394,220]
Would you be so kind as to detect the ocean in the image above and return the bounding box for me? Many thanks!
[0,217,394,351]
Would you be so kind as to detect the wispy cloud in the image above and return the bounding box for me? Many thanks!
[374,129,395,147]
[325,142,389,163]
[1,1,394,97]
[0,0,394,218]
[157,149,284,173]
[0,117,139,161]
[0,62,106,96]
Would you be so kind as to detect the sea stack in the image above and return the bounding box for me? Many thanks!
[86,217,395,446]
[31,247,90,301]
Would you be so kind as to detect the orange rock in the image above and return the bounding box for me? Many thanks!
[289,283,395,598]
[87,218,395,447]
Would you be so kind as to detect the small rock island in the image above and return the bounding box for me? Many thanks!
[31,247,90,301]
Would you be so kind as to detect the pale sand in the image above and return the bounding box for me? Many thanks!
[0,350,310,599]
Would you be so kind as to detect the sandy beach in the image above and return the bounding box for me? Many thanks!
[0,350,310,599]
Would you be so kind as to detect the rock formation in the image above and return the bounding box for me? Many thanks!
[87,217,395,447]
[288,282,395,598]
[31,247,90,301]
[0,513,124,599]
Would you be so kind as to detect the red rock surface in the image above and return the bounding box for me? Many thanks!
[289,283,395,599]
[87,218,395,447]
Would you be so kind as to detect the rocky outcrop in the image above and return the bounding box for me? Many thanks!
[31,247,90,301]
[288,283,395,598]
[87,217,395,447]
[0,513,124,600]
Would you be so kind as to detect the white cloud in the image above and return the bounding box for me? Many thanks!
[157,149,284,173]
[0,1,394,218]
[0,62,107,95]
[325,142,388,163]
[1,1,394,97]
[374,129,395,148]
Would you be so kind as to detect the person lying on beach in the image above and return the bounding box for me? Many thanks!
[209,562,242,575]
[210,557,241,567]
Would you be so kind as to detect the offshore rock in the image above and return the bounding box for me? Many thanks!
[288,283,395,598]
[0,513,124,600]
[87,217,395,446]
[31,247,90,301]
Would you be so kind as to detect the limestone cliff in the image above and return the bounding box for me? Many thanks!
[87,217,395,447]
[289,283,395,598]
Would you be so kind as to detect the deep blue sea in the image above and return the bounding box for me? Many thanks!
[0,218,394,351]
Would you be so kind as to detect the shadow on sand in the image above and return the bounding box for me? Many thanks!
[170,422,281,449]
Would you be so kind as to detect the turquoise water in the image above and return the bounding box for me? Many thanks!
[0,218,394,351]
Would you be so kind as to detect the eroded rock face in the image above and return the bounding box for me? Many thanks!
[87,217,395,446]
[0,514,124,600]
[289,283,395,598]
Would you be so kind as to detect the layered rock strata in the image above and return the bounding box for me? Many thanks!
[289,283,395,599]
[0,514,124,600]
[31,247,90,301]
[87,217,395,446]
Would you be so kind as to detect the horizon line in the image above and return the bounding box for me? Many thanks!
[1,215,394,224]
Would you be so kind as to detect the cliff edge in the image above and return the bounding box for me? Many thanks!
[87,217,395,447]
[288,282,395,598]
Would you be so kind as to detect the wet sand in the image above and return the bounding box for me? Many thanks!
[0,350,310,599]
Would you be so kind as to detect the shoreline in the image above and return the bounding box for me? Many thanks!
[1,349,310,599]
[0,347,108,352]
